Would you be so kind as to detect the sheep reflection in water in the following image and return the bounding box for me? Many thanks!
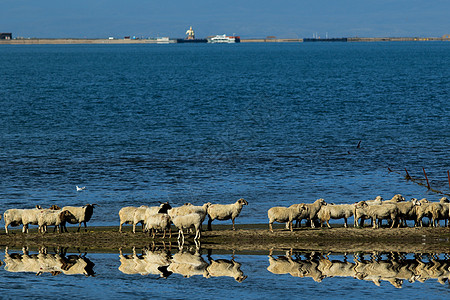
[3,247,95,277]
[267,250,450,288]
[119,246,172,278]
[118,246,247,282]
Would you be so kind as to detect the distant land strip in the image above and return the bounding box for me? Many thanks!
[1,36,450,45]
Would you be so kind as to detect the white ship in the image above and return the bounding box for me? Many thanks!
[207,34,240,43]
[156,37,170,44]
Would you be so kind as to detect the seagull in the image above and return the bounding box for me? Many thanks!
[76,186,86,191]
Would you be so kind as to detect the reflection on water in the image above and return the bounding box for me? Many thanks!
[118,246,247,282]
[3,247,95,277]
[2,246,450,289]
[267,250,450,288]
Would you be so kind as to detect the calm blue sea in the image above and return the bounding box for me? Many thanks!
[0,42,449,298]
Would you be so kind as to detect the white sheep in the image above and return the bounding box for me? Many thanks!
[395,198,421,227]
[19,206,42,233]
[118,206,139,233]
[424,197,449,227]
[383,194,406,204]
[168,202,211,223]
[168,202,211,233]
[37,209,73,233]
[171,213,202,242]
[267,204,307,232]
[61,204,97,232]
[317,203,354,228]
[144,213,171,239]
[354,196,383,227]
[415,198,432,227]
[207,198,248,231]
[360,203,400,228]
[294,198,327,228]
[4,208,26,234]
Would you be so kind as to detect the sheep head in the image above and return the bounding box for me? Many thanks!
[238,198,248,205]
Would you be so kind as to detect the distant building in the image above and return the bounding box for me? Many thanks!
[0,33,12,40]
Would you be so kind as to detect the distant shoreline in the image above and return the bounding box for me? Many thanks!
[1,36,449,45]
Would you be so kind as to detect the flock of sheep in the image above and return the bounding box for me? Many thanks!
[118,198,249,242]
[1,199,250,242]
[2,194,449,240]
[3,204,96,234]
[269,194,450,231]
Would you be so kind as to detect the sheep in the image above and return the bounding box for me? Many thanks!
[118,202,172,233]
[267,204,307,232]
[171,213,202,242]
[168,202,211,224]
[395,198,421,227]
[207,198,248,231]
[360,203,400,228]
[424,197,449,227]
[293,198,327,228]
[354,201,370,227]
[354,196,383,227]
[144,213,171,239]
[415,198,432,227]
[383,194,406,204]
[4,208,27,234]
[317,204,354,228]
[18,206,42,233]
[37,209,73,233]
[118,206,139,233]
[61,204,97,232]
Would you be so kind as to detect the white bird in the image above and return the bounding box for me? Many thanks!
[76,186,86,191]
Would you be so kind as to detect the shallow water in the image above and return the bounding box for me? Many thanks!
[1,247,449,299]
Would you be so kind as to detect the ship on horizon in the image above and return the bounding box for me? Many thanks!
[207,34,240,43]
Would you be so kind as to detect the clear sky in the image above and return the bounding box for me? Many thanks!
[1,0,449,39]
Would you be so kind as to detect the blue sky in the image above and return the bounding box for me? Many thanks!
[1,0,449,38]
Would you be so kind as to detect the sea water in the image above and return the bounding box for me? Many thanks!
[0,42,449,298]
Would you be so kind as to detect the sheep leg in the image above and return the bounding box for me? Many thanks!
[269,222,274,232]
[119,223,123,233]
[344,218,348,228]
[194,227,200,240]
[207,217,213,231]
[132,223,136,234]
[326,220,331,229]
[232,218,236,230]
[5,225,8,234]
